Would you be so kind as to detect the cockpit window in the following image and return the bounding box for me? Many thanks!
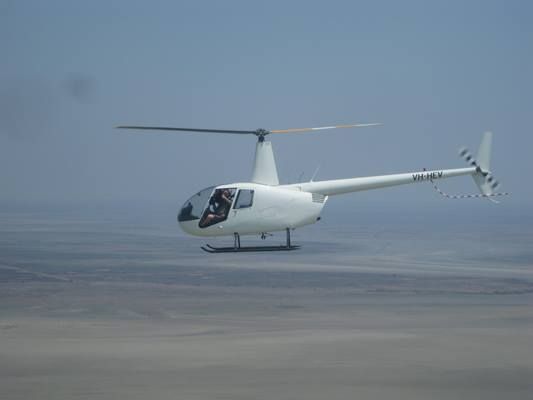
[233,189,254,209]
[199,188,236,228]
[177,186,214,222]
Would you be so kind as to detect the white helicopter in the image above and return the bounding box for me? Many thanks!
[117,124,507,253]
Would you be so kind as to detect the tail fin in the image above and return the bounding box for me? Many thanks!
[458,132,507,202]
[476,131,492,172]
[473,131,497,196]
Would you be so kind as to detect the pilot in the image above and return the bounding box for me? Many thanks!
[199,189,233,227]
[219,189,233,213]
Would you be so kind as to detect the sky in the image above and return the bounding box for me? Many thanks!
[1,0,532,218]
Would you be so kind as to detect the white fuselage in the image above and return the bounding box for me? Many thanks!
[178,182,326,237]
[177,167,478,238]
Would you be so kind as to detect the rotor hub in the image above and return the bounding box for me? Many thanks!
[254,129,270,141]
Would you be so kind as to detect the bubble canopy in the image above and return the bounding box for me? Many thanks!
[177,186,214,222]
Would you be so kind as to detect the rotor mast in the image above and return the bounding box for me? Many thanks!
[251,135,279,185]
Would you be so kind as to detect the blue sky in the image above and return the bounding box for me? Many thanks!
[1,1,532,217]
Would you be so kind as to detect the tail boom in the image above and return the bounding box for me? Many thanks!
[282,167,476,196]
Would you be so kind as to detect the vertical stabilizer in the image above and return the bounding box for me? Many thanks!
[251,140,279,185]
[476,131,492,172]
[472,131,494,196]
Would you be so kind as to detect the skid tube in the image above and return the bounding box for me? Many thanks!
[201,229,300,253]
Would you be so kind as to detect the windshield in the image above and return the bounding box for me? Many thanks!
[177,186,215,222]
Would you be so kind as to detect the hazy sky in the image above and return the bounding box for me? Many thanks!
[1,0,532,214]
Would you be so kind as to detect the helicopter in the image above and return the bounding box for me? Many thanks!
[117,124,507,253]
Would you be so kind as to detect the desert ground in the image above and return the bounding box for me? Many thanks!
[1,208,532,399]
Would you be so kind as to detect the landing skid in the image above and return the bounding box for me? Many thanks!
[201,244,300,253]
[201,229,300,253]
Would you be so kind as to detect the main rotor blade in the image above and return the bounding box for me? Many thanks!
[116,126,257,134]
[270,123,382,134]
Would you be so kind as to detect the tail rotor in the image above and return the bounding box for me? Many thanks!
[432,132,508,202]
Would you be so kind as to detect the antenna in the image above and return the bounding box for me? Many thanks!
[310,164,321,182]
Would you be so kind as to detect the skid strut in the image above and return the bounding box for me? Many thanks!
[201,228,300,253]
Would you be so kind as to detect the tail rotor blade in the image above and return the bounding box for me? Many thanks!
[459,147,478,167]
[487,174,500,190]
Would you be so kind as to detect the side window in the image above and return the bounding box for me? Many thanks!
[234,190,254,209]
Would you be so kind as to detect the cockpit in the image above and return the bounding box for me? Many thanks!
[177,187,237,229]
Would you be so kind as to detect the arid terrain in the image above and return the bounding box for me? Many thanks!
[1,209,532,399]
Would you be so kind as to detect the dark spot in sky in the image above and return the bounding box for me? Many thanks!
[64,75,96,103]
